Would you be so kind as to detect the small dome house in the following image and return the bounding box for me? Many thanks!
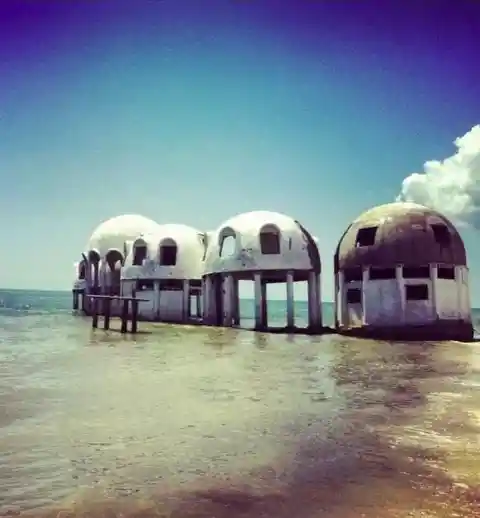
[122,224,207,322]
[334,202,473,340]
[73,214,162,311]
[203,210,322,330]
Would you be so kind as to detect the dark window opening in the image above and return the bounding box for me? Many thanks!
[190,279,202,288]
[259,225,281,255]
[159,279,184,291]
[403,266,430,279]
[355,226,378,247]
[133,245,147,266]
[405,284,429,301]
[369,267,396,280]
[136,279,154,291]
[88,250,100,263]
[106,250,124,271]
[437,265,455,280]
[219,234,236,257]
[346,288,362,304]
[431,224,451,246]
[78,261,86,280]
[159,244,177,266]
[344,268,363,282]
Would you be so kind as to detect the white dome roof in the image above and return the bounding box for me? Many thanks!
[204,210,321,277]
[86,214,162,258]
[122,223,206,280]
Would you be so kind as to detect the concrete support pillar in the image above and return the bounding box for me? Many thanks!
[396,265,405,324]
[232,278,240,326]
[334,273,339,328]
[361,267,368,326]
[254,273,266,330]
[72,290,79,310]
[261,280,268,329]
[93,263,100,292]
[153,280,160,320]
[430,264,438,320]
[223,274,235,327]
[286,271,295,329]
[203,276,212,324]
[182,279,190,322]
[196,292,202,318]
[307,272,322,330]
[337,270,345,328]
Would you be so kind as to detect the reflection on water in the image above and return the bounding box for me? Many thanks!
[0,314,479,517]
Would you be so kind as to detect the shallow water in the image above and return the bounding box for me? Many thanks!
[0,290,479,517]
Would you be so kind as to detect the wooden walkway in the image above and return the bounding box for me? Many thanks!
[87,294,149,333]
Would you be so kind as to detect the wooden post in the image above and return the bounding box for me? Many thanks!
[92,295,99,329]
[121,299,128,333]
[103,295,111,330]
[131,290,138,333]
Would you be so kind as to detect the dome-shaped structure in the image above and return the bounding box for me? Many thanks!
[335,202,466,272]
[123,223,206,279]
[204,210,320,279]
[334,202,472,341]
[85,214,161,261]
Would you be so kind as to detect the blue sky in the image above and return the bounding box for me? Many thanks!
[0,0,479,304]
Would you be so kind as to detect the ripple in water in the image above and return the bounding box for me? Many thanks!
[0,296,479,517]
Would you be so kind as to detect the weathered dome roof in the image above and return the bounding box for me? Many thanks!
[86,214,161,258]
[335,202,467,271]
[123,223,206,279]
[204,210,320,278]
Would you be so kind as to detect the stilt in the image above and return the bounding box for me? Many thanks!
[261,280,268,328]
[254,273,266,330]
[92,292,99,329]
[196,292,201,318]
[182,279,190,322]
[223,274,234,327]
[213,275,223,326]
[103,295,111,330]
[131,290,138,333]
[307,272,321,330]
[72,290,79,310]
[203,276,212,324]
[286,271,295,329]
[121,299,129,333]
[232,277,240,326]
[334,273,339,328]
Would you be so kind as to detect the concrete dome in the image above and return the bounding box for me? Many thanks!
[123,223,206,279]
[204,210,320,278]
[86,214,161,260]
[335,202,467,271]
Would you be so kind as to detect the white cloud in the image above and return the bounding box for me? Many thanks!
[397,125,480,228]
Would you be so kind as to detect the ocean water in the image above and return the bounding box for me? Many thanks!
[0,289,479,518]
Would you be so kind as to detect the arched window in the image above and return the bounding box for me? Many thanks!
[88,249,100,263]
[159,238,178,266]
[78,260,86,280]
[105,249,124,271]
[105,249,123,295]
[259,224,281,255]
[218,227,237,258]
[132,239,148,266]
